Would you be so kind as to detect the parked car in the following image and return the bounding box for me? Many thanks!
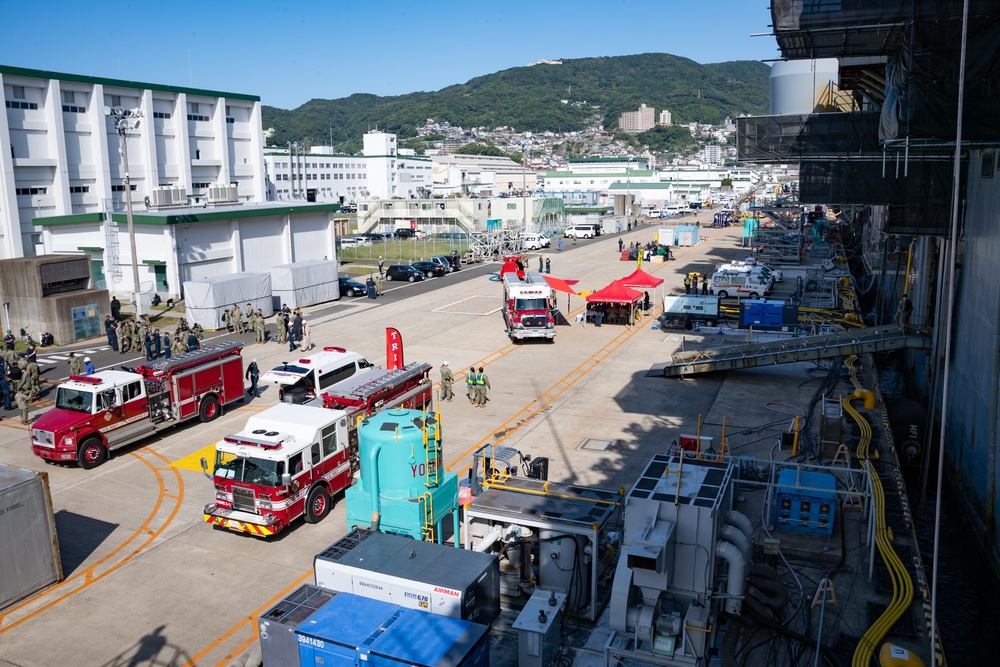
[340,204,357,213]
[362,232,389,243]
[412,261,447,278]
[393,228,417,239]
[384,264,425,282]
[431,255,456,273]
[339,237,368,248]
[338,275,367,297]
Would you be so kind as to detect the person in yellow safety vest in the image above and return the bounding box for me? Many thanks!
[474,366,491,408]
[466,367,476,404]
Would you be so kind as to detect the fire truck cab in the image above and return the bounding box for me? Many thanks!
[501,271,555,342]
[204,403,353,537]
[261,346,374,404]
[31,342,244,469]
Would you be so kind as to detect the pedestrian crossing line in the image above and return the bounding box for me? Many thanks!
[46,355,70,361]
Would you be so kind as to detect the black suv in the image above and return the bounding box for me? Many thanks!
[384,264,425,282]
[393,228,416,239]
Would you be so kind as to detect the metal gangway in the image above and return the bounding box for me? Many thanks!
[654,325,931,378]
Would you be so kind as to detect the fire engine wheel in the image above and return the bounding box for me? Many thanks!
[717,290,729,299]
[304,486,331,524]
[78,438,107,469]
[199,395,221,423]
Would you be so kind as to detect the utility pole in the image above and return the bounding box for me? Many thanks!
[105,105,145,316]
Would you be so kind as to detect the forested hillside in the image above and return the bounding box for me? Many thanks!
[263,53,769,149]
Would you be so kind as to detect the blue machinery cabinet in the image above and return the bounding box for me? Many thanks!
[775,469,837,536]
[296,592,490,667]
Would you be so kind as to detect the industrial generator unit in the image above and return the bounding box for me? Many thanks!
[314,528,500,625]
[345,408,459,543]
[258,584,338,667]
[461,445,622,621]
[608,454,752,666]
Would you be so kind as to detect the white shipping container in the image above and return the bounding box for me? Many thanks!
[0,464,62,610]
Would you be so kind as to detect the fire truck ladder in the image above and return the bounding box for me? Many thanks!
[148,340,243,373]
[352,364,431,402]
[654,325,931,378]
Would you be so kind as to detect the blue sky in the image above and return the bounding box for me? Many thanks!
[2,1,778,109]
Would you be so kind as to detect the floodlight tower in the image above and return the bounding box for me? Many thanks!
[105,105,145,315]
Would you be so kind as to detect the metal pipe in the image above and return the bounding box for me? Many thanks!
[931,3,969,663]
[716,540,746,614]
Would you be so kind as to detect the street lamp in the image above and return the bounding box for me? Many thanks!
[105,105,145,316]
[626,156,632,224]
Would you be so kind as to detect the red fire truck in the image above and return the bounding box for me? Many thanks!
[30,341,245,469]
[202,358,432,537]
[501,271,555,342]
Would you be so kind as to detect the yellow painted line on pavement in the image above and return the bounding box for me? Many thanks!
[171,443,218,472]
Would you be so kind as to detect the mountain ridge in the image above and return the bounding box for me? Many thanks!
[262,53,770,150]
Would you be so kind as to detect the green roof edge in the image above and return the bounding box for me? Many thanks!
[0,64,260,102]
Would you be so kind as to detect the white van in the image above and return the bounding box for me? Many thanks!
[520,233,550,250]
[665,204,688,216]
[565,225,597,239]
[261,347,374,404]
[710,269,771,299]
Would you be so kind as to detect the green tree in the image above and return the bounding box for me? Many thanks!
[456,143,503,156]
[638,125,695,153]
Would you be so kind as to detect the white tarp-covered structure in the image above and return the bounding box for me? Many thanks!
[267,260,341,310]
[184,272,273,330]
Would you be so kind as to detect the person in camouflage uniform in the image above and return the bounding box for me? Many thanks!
[130,322,141,353]
[68,352,81,376]
[116,321,127,353]
[26,357,40,400]
[275,311,287,343]
[254,309,266,343]
[171,336,188,356]
[232,305,244,334]
[16,387,30,424]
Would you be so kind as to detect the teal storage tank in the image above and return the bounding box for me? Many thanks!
[346,408,460,544]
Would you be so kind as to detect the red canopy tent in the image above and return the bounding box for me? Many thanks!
[585,280,643,325]
[620,268,664,313]
[619,268,663,288]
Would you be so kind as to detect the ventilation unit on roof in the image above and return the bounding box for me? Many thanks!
[208,184,239,204]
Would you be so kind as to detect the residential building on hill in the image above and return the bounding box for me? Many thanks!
[619,103,655,133]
